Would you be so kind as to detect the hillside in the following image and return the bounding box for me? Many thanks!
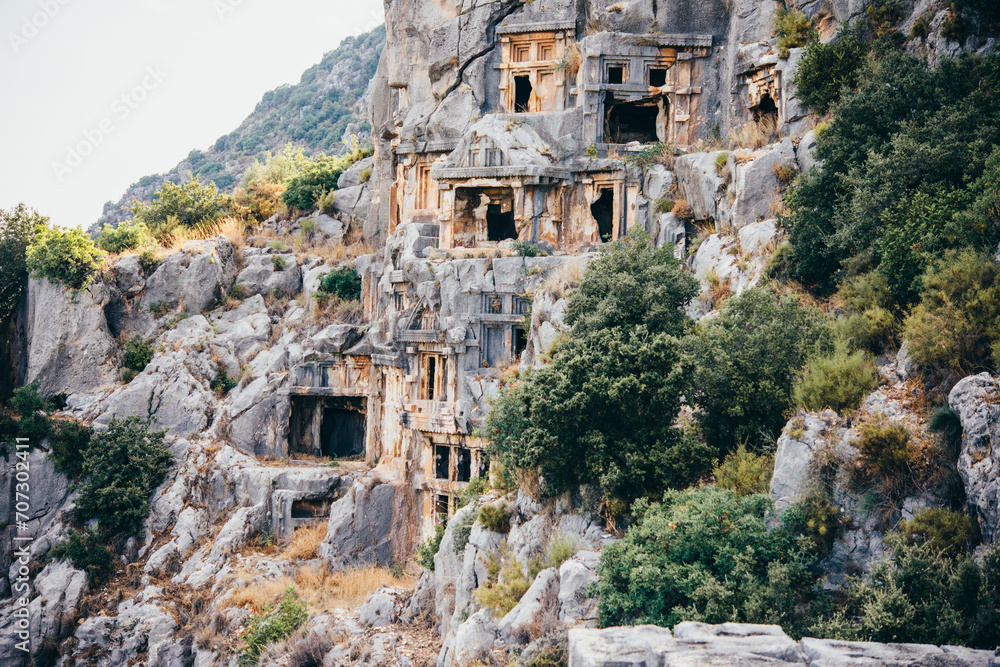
[94,24,385,229]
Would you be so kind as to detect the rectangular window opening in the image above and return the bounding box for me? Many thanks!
[456,448,472,483]
[513,327,528,359]
[649,68,667,87]
[514,75,533,113]
[607,65,624,84]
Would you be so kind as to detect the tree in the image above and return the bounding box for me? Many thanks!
[130,175,229,238]
[0,204,45,321]
[26,224,103,289]
[75,416,173,536]
[686,288,832,452]
[594,487,820,636]
[486,232,709,505]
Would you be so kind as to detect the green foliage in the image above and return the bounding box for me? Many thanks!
[317,265,362,303]
[686,288,832,452]
[272,254,287,271]
[474,555,531,616]
[713,152,729,174]
[787,47,1000,294]
[852,423,917,498]
[478,503,510,534]
[793,22,868,114]
[774,8,817,58]
[48,419,93,479]
[564,231,698,340]
[835,273,900,353]
[96,219,151,253]
[452,510,476,555]
[456,475,489,508]
[899,507,975,558]
[138,247,160,275]
[123,338,154,373]
[511,240,544,257]
[624,142,674,169]
[49,528,114,584]
[7,382,52,442]
[820,538,1000,648]
[239,586,309,667]
[793,343,878,415]
[26,225,102,289]
[903,249,1000,373]
[281,138,371,211]
[210,365,238,395]
[416,523,445,570]
[713,444,774,497]
[594,487,821,637]
[0,203,45,321]
[75,416,173,536]
[784,487,850,553]
[653,196,674,214]
[228,284,249,301]
[148,300,171,318]
[130,176,229,238]
[865,0,904,36]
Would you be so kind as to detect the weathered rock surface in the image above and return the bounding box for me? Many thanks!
[949,373,1000,543]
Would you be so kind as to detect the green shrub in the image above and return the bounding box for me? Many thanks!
[96,220,151,253]
[138,247,160,275]
[282,139,370,211]
[713,444,774,497]
[793,343,878,415]
[865,0,904,36]
[74,416,173,536]
[49,528,114,584]
[899,507,975,558]
[130,176,229,237]
[7,382,52,442]
[653,196,674,214]
[474,555,531,616]
[511,240,543,257]
[148,300,171,318]
[903,249,1000,373]
[416,523,445,570]
[792,22,867,114]
[478,503,510,534]
[784,486,850,553]
[26,225,102,289]
[686,288,832,452]
[452,510,476,555]
[123,338,154,373]
[228,284,248,301]
[317,265,362,303]
[852,423,917,499]
[713,152,729,174]
[272,255,287,271]
[48,419,93,479]
[774,8,816,58]
[0,204,44,322]
[594,487,821,637]
[239,586,309,667]
[456,475,489,508]
[210,365,238,395]
[543,533,581,571]
[820,538,1000,648]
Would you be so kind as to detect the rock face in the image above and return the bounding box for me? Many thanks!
[949,373,1000,543]
[568,623,997,667]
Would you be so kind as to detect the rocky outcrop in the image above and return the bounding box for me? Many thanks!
[568,623,997,667]
[949,373,1000,543]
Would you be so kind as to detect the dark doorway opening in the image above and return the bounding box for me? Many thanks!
[514,75,532,112]
[487,203,517,241]
[606,97,660,144]
[607,65,624,84]
[456,448,472,482]
[320,396,366,458]
[591,188,614,242]
[753,93,778,124]
[513,327,528,359]
[291,498,333,519]
[648,68,667,87]
[435,444,450,480]
[435,493,450,518]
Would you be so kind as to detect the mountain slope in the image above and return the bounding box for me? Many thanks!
[95,24,385,229]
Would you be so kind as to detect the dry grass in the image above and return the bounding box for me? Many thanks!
[672,198,695,223]
[728,116,778,150]
[768,188,789,217]
[705,269,733,309]
[543,261,584,298]
[310,297,364,326]
[281,522,328,561]
[160,216,248,254]
[220,565,413,615]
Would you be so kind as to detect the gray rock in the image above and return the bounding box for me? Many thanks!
[140,237,237,316]
[949,373,1000,543]
[498,566,560,643]
[558,551,600,625]
[438,609,497,667]
[568,625,675,667]
[28,560,87,652]
[320,478,402,569]
[799,637,992,666]
[358,586,408,628]
[724,138,797,229]
[235,252,302,298]
[796,129,821,174]
[675,151,728,222]
[338,156,374,189]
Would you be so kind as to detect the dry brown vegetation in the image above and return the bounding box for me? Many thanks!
[728,116,778,150]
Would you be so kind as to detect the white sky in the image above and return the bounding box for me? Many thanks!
[0,0,385,229]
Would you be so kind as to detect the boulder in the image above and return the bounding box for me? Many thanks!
[28,560,88,651]
[568,625,675,667]
[140,237,237,316]
[234,252,302,298]
[358,586,408,627]
[338,156,374,189]
[948,373,1000,542]
[438,609,497,667]
[497,566,560,643]
[796,129,821,174]
[24,277,118,395]
[319,478,402,569]
[675,151,728,222]
[558,551,600,625]
[723,138,797,229]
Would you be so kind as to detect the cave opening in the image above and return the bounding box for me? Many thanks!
[753,93,779,124]
[514,75,533,113]
[605,97,660,144]
[591,188,615,242]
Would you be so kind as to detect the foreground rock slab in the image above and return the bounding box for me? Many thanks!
[568,623,998,666]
